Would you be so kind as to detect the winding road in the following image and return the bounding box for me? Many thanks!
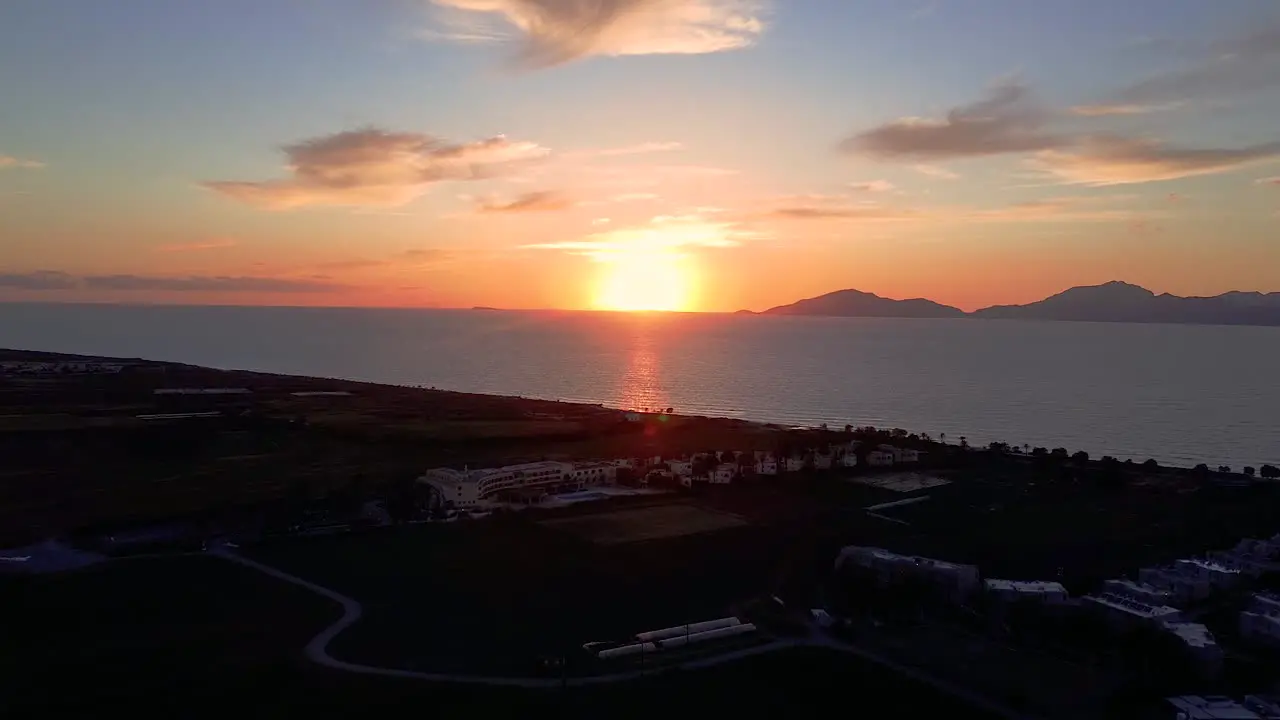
[214,547,1038,718]
[211,547,797,688]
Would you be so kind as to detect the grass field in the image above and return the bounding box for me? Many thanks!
[244,509,815,676]
[541,504,748,545]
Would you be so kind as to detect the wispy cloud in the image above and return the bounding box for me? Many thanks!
[848,180,896,193]
[477,190,574,213]
[1256,176,1280,186]
[523,213,753,259]
[0,155,44,170]
[204,128,548,210]
[0,271,345,293]
[155,238,238,253]
[1069,103,1180,117]
[961,196,1154,223]
[1102,20,1280,107]
[0,271,78,290]
[841,81,1064,161]
[1032,135,1280,186]
[913,164,960,180]
[594,141,683,157]
[425,0,768,68]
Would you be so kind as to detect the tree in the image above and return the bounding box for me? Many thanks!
[1244,466,1256,477]
[1218,465,1231,474]
[1193,463,1209,476]
[959,436,968,450]
[1072,450,1089,464]
[1031,447,1048,457]
[1142,458,1159,470]
[939,433,946,445]
[844,424,853,434]
[1050,447,1069,460]
[1261,464,1279,479]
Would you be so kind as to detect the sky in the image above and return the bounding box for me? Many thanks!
[1,0,1278,313]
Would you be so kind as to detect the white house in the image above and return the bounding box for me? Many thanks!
[1174,558,1243,591]
[866,450,895,467]
[784,457,806,473]
[757,459,779,476]
[841,453,859,468]
[1239,593,1280,647]
[879,445,919,464]
[1138,566,1212,604]
[710,465,736,484]
[984,579,1069,605]
[813,452,834,470]
[1163,623,1224,678]
[668,460,695,478]
[1239,612,1280,647]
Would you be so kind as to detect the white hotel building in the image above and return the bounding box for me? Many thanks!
[835,546,980,602]
[984,579,1069,605]
[419,461,616,508]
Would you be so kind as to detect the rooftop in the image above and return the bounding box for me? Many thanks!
[1164,622,1218,649]
[985,579,1067,593]
[1084,592,1182,619]
[1167,696,1260,720]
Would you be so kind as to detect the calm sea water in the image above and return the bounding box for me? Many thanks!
[3,303,1278,468]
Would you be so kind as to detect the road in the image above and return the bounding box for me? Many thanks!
[214,546,1046,718]
[211,547,798,688]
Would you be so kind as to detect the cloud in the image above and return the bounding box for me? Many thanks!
[477,190,574,213]
[0,271,343,293]
[594,141,683,156]
[82,275,346,292]
[400,248,456,263]
[204,129,548,210]
[523,213,751,259]
[1033,135,1280,186]
[1069,103,1180,117]
[427,0,767,68]
[848,180,896,193]
[155,238,238,253]
[1256,176,1280,186]
[1105,20,1280,107]
[962,196,1152,223]
[764,194,917,221]
[841,82,1065,161]
[0,155,44,170]
[0,271,78,290]
[914,164,960,180]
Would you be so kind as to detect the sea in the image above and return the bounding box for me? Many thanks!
[3,302,1278,468]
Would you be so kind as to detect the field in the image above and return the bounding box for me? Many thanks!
[541,503,747,545]
[1,556,338,715]
[852,471,952,493]
[243,504,824,676]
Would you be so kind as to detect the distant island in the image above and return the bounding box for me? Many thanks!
[752,282,1280,327]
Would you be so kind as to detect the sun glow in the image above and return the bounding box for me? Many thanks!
[593,247,694,312]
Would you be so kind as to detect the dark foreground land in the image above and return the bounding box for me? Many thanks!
[5,348,1280,717]
[2,555,996,719]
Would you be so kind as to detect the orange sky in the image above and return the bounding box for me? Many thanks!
[3,2,1279,312]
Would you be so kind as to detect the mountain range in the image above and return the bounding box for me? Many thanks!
[752,282,1280,327]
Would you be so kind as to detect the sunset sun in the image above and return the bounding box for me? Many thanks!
[593,248,694,312]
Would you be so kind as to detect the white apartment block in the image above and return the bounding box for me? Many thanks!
[841,453,859,468]
[418,461,615,508]
[879,445,920,464]
[835,546,980,601]
[1174,558,1244,591]
[757,459,778,476]
[710,465,736,484]
[784,457,807,473]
